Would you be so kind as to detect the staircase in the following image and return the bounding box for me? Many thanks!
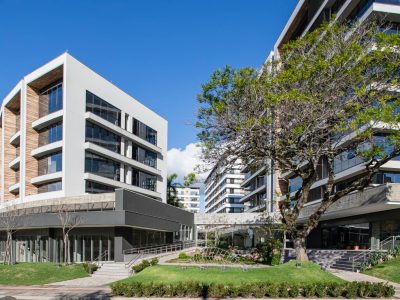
[284,249,370,271]
[91,262,131,280]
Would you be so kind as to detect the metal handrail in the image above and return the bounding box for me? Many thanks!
[380,235,400,250]
[351,235,400,271]
[124,240,197,269]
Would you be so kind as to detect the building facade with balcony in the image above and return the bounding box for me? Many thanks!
[176,184,201,213]
[0,53,194,263]
[264,0,400,250]
[204,162,245,213]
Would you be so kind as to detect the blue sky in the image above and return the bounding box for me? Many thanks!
[0,0,297,152]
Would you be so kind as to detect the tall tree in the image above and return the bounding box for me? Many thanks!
[167,173,182,207]
[183,172,196,187]
[196,21,400,261]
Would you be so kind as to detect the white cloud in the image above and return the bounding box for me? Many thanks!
[167,143,208,183]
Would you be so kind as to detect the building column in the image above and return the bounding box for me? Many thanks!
[114,227,133,262]
[371,221,381,250]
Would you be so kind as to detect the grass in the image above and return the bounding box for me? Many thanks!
[118,261,344,285]
[0,263,89,285]
[364,256,400,283]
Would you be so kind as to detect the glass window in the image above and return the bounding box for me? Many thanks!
[86,91,121,126]
[131,169,157,191]
[132,119,157,145]
[85,151,120,181]
[85,180,115,194]
[38,152,62,175]
[85,121,121,153]
[289,176,302,193]
[132,144,157,168]
[38,180,62,193]
[41,83,63,114]
[48,122,63,143]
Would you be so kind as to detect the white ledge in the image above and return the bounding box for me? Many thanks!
[31,141,63,158]
[85,112,162,154]
[32,110,63,131]
[31,172,62,186]
[9,182,20,194]
[9,131,21,146]
[84,142,161,177]
[8,156,20,170]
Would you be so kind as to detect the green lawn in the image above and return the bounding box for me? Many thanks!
[118,261,344,285]
[0,263,89,285]
[364,257,400,283]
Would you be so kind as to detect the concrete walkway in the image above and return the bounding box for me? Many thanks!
[0,285,112,299]
[329,268,400,299]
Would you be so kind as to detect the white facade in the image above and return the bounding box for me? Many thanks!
[0,53,168,207]
[204,162,245,213]
[176,185,200,213]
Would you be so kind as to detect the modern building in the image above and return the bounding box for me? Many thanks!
[260,0,400,250]
[204,162,245,213]
[240,162,276,213]
[176,184,200,213]
[0,53,194,263]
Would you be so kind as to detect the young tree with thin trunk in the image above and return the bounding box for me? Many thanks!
[56,205,83,265]
[196,21,400,262]
[0,210,22,265]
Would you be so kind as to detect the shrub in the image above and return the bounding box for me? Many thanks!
[178,252,189,259]
[110,281,395,298]
[150,257,159,266]
[82,262,98,274]
[132,259,151,273]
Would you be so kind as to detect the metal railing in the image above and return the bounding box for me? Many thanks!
[380,235,400,250]
[124,240,197,269]
[351,235,400,271]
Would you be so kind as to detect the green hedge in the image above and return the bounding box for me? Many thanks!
[111,281,395,298]
[132,257,159,274]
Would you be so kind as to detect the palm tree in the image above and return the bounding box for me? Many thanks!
[167,173,182,207]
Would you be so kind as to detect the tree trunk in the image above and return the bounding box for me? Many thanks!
[294,235,309,262]
[6,231,13,265]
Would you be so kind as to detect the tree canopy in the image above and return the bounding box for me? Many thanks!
[196,21,400,261]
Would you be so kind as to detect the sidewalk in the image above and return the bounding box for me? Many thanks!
[329,268,400,299]
[0,285,112,299]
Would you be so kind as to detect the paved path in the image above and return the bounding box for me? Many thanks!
[329,268,400,299]
[0,285,112,299]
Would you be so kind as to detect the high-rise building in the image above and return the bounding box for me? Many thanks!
[176,184,200,213]
[243,0,400,250]
[0,53,194,263]
[204,162,245,213]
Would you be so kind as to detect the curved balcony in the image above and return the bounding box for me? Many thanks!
[8,156,20,170]
[9,131,21,146]
[31,172,62,186]
[9,182,20,194]
[32,110,63,131]
[31,141,62,158]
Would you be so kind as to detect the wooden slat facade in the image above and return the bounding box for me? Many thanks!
[25,85,40,196]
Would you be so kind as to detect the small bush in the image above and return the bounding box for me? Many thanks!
[150,257,159,266]
[178,252,189,260]
[132,259,151,273]
[111,280,395,298]
[82,262,98,274]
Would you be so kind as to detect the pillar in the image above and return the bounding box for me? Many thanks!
[371,221,381,250]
